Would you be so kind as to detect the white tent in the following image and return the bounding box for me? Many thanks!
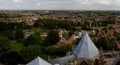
[73,32,99,60]
[26,56,51,65]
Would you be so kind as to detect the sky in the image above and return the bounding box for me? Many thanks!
[0,0,120,10]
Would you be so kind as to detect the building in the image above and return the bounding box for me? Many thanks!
[23,30,34,39]
[50,32,100,65]
[26,56,51,65]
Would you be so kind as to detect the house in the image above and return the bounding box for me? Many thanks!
[23,30,34,39]
[41,30,49,40]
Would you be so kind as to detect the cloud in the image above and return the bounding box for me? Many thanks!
[35,0,120,10]
[100,0,111,5]
[36,2,40,6]
[114,0,120,6]
[0,0,3,1]
[13,0,23,3]
[0,0,120,10]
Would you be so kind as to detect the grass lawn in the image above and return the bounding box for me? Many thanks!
[10,41,24,52]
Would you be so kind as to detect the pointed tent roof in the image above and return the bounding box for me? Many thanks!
[73,32,99,60]
[26,56,51,65]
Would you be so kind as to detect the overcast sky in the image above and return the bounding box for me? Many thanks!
[0,0,120,10]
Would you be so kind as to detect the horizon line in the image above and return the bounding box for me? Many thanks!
[1,9,120,11]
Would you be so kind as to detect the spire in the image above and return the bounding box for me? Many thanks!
[73,32,99,60]
[26,56,51,65]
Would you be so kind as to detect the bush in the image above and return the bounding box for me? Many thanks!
[0,36,11,52]
[43,30,60,46]
[19,45,42,63]
[95,36,112,50]
[24,34,41,46]
[45,44,72,55]
[0,51,24,65]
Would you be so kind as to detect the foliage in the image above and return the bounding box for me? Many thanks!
[0,36,11,52]
[0,13,118,64]
[0,13,22,18]
[9,22,26,29]
[0,51,24,65]
[10,41,24,52]
[95,36,112,50]
[0,30,15,40]
[101,20,115,26]
[36,18,74,30]
[19,45,42,63]
[45,44,72,55]
[115,34,120,40]
[15,29,24,39]
[43,30,60,46]
[24,34,41,46]
[68,30,74,36]
[0,22,10,31]
[109,36,117,42]
[0,22,26,40]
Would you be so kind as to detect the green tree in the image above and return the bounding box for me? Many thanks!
[57,44,72,55]
[0,51,24,65]
[115,34,120,40]
[36,18,74,30]
[19,45,42,63]
[43,30,60,46]
[0,36,10,52]
[109,36,117,42]
[68,30,74,36]
[0,22,10,31]
[45,44,72,55]
[24,34,41,46]
[15,29,23,39]
[58,20,72,30]
[96,36,112,50]
[0,30,14,40]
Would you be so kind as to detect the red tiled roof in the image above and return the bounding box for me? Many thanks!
[112,25,120,29]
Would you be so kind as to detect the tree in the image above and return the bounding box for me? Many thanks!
[43,30,60,46]
[109,36,117,42]
[57,44,72,55]
[58,20,72,30]
[95,36,112,50]
[36,18,74,30]
[115,34,120,40]
[15,29,23,39]
[109,35,118,50]
[0,22,10,31]
[19,45,42,63]
[9,22,26,29]
[45,44,72,55]
[0,30,15,40]
[24,34,41,46]
[68,30,74,36]
[0,51,24,65]
[0,36,10,52]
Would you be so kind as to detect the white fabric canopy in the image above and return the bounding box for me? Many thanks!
[26,56,51,65]
[73,32,99,60]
